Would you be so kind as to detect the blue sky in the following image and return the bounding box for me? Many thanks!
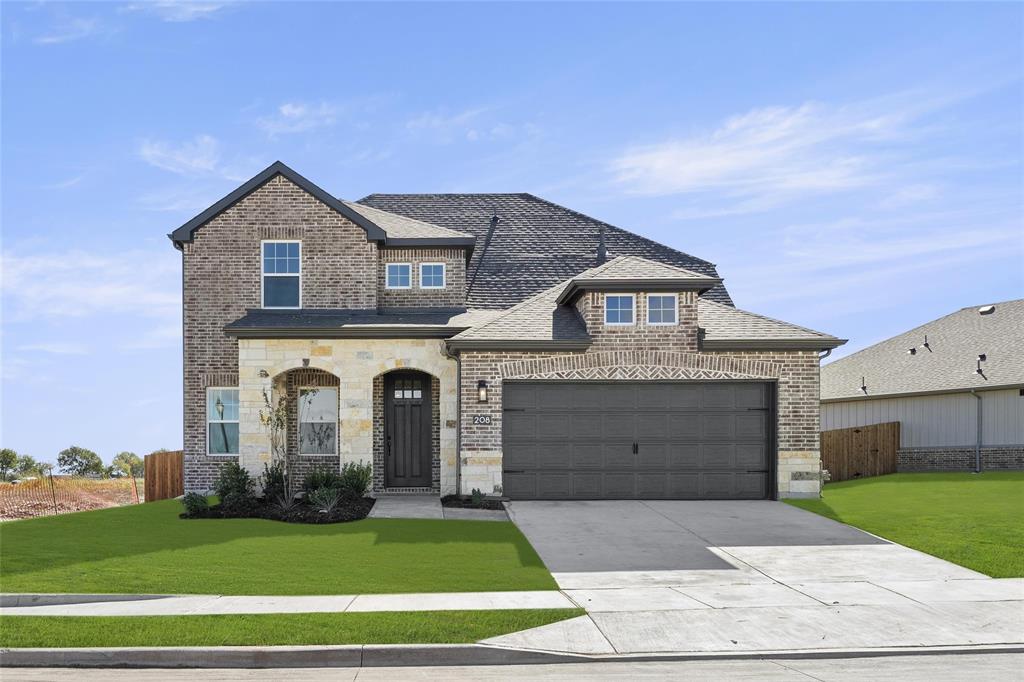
[2,2,1022,465]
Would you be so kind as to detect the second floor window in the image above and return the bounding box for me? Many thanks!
[386,263,411,289]
[263,241,300,308]
[420,263,446,288]
[647,294,678,325]
[605,294,635,325]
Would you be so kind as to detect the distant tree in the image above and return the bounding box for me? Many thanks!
[15,454,46,477]
[57,446,105,477]
[112,451,144,478]
[0,449,17,481]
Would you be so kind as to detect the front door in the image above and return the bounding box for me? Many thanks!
[384,371,433,488]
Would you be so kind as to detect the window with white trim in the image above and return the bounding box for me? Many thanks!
[299,388,338,455]
[207,388,239,455]
[647,294,678,325]
[262,241,301,308]
[385,263,411,289]
[419,263,446,289]
[605,294,635,325]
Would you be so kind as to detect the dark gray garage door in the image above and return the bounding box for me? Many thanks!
[502,382,773,500]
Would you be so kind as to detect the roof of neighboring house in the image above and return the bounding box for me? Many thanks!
[821,299,1024,401]
[357,192,733,309]
[169,161,472,249]
[448,256,841,351]
[225,307,502,339]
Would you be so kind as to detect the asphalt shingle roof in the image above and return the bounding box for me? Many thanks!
[821,299,1024,401]
[453,256,838,349]
[698,299,842,344]
[341,201,472,240]
[356,193,732,309]
[571,255,713,281]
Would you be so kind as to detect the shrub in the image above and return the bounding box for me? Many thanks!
[471,488,483,505]
[214,462,257,516]
[302,468,343,493]
[181,492,210,517]
[339,461,372,498]
[260,461,287,501]
[306,487,341,514]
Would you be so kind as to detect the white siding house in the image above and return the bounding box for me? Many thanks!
[821,300,1024,471]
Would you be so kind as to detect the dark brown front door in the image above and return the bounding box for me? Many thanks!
[384,371,433,488]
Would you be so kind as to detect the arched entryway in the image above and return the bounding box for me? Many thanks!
[374,369,439,492]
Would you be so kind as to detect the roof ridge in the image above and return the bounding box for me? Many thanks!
[699,299,835,339]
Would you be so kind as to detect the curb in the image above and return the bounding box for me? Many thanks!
[2,643,1022,669]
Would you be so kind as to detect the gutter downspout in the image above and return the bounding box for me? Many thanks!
[970,389,982,474]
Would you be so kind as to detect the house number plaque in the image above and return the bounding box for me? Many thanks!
[471,415,492,425]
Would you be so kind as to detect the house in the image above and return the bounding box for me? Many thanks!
[169,161,845,501]
[821,300,1024,471]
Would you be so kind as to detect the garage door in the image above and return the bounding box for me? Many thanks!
[502,382,773,500]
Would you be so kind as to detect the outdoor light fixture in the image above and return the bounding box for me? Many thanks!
[258,369,269,378]
[477,380,489,403]
[302,358,310,367]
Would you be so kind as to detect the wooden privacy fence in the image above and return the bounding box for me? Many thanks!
[144,450,184,502]
[821,422,900,483]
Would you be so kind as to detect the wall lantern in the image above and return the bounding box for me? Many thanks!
[258,369,269,378]
[477,380,489,403]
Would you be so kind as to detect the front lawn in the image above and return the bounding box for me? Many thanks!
[0,499,556,595]
[785,472,1024,578]
[0,610,583,648]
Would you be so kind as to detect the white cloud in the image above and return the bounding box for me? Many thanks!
[122,2,231,22]
[17,343,90,355]
[34,16,101,45]
[256,102,338,136]
[1,248,180,321]
[404,108,536,144]
[139,134,221,176]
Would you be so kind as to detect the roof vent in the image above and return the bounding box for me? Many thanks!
[978,305,995,315]
[596,226,608,265]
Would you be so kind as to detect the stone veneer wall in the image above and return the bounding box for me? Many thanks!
[457,347,823,498]
[377,248,467,309]
[897,446,1024,471]
[236,338,458,495]
[182,175,379,492]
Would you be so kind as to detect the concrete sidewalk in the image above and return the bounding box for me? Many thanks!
[0,590,575,616]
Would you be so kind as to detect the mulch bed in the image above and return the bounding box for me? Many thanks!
[182,498,375,524]
[440,495,506,511]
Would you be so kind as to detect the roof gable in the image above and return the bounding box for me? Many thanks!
[169,161,387,245]
[555,255,722,304]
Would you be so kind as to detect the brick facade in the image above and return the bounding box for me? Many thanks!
[377,248,467,309]
[897,446,1024,471]
[457,345,823,498]
[576,291,699,352]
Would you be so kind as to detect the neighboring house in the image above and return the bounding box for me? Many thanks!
[169,162,844,501]
[821,300,1024,471]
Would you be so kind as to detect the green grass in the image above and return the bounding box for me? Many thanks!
[0,499,556,595]
[0,610,584,648]
[785,472,1024,578]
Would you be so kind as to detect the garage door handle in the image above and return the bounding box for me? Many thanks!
[633,442,638,455]
[504,470,525,474]
[746,469,769,473]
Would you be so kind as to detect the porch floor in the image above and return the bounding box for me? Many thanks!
[368,495,443,520]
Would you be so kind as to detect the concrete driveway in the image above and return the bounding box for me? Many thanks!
[506,500,885,574]
[494,500,1023,656]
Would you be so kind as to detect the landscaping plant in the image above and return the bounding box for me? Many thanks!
[212,462,257,516]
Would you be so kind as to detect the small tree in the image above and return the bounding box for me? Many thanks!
[112,451,144,478]
[0,448,17,481]
[57,446,105,477]
[15,454,46,477]
[259,388,290,490]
